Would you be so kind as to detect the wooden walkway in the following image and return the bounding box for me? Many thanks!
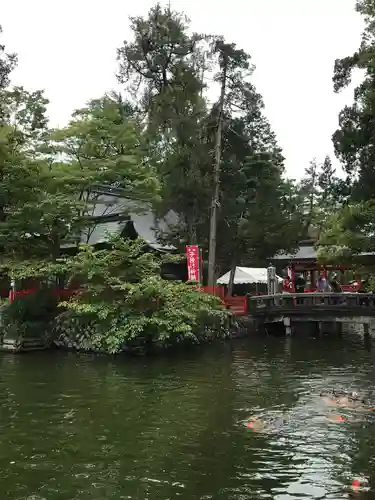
[249,293,375,314]
[248,293,375,337]
[248,293,375,322]
[248,293,375,319]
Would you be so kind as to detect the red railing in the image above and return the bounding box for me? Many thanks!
[341,284,360,292]
[199,286,247,315]
[9,288,38,301]
[223,296,248,315]
[9,288,79,303]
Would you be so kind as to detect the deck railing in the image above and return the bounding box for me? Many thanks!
[199,286,247,315]
[223,296,248,315]
[249,293,375,312]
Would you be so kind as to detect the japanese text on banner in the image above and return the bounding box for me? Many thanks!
[186,245,200,282]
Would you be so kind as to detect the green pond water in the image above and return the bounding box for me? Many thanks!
[0,335,375,499]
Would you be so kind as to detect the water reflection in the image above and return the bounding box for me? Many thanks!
[0,336,374,498]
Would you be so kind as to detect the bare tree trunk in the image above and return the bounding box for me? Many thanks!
[207,54,228,287]
[186,214,197,245]
[227,260,236,297]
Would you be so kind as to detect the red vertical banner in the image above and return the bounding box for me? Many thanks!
[9,277,15,303]
[199,247,203,283]
[186,245,200,282]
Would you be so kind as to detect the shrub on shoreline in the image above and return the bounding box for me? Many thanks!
[2,237,230,354]
[53,238,230,354]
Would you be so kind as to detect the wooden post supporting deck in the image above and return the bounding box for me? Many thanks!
[283,317,292,336]
[364,323,370,340]
[248,293,375,339]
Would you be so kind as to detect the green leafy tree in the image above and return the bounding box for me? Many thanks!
[116,3,305,283]
[0,93,160,264]
[204,42,302,288]
[0,25,17,89]
[297,159,320,236]
[0,87,51,256]
[50,93,160,236]
[318,0,375,268]
[117,3,211,245]
[208,42,304,284]
[331,0,375,201]
[296,155,348,238]
[318,155,336,201]
[51,93,159,198]
[217,151,302,294]
[9,236,229,354]
[207,38,256,285]
[317,201,375,269]
[117,3,207,131]
[316,156,350,225]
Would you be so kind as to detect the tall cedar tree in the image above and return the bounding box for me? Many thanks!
[318,0,375,263]
[117,4,304,286]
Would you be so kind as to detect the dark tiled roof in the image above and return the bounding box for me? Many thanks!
[62,189,178,251]
[273,246,316,261]
[273,245,375,262]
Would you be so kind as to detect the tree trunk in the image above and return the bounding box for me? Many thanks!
[207,53,228,287]
[186,214,197,245]
[227,261,236,297]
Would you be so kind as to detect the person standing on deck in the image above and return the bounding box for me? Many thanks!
[295,274,306,293]
[295,273,306,304]
[316,273,331,292]
[330,273,342,293]
[282,276,291,293]
[329,273,342,305]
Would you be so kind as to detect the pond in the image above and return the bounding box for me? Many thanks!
[0,334,374,499]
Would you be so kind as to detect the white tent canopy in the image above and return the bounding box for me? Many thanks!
[217,267,283,285]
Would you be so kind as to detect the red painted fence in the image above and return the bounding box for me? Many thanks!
[9,282,358,316]
[341,284,360,292]
[223,296,248,315]
[199,286,247,315]
[9,288,78,303]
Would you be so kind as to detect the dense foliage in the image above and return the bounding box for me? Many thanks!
[1,288,59,343]
[1,5,343,352]
[0,10,307,277]
[0,88,159,261]
[9,237,229,353]
[116,4,305,280]
[0,26,16,89]
[317,0,375,268]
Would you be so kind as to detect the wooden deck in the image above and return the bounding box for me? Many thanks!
[249,293,375,317]
[248,293,375,336]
